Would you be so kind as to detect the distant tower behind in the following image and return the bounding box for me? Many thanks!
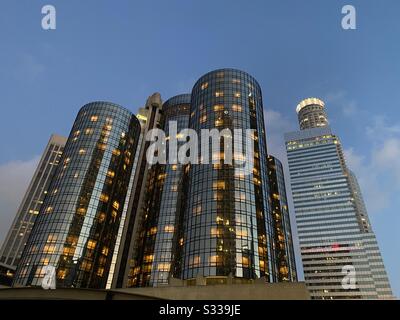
[296,98,329,130]
[0,134,66,285]
[285,98,393,299]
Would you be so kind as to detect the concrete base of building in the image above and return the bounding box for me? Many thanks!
[0,282,310,300]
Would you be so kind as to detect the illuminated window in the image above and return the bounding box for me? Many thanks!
[112,201,120,210]
[164,225,175,233]
[232,104,242,112]
[102,246,109,256]
[213,105,224,112]
[45,206,53,214]
[236,229,248,237]
[57,269,67,280]
[215,119,223,127]
[211,227,222,237]
[112,149,121,156]
[78,148,86,155]
[90,115,98,122]
[201,82,208,90]
[242,256,249,267]
[43,245,56,254]
[213,163,221,170]
[77,207,86,215]
[191,256,200,267]
[100,194,109,202]
[73,130,80,137]
[200,115,207,123]
[144,255,154,263]
[47,234,57,243]
[209,255,223,266]
[63,247,75,256]
[97,267,104,277]
[98,212,106,223]
[215,91,224,97]
[234,92,241,98]
[148,227,157,235]
[107,170,115,178]
[158,263,171,271]
[158,173,166,180]
[85,128,94,135]
[87,240,97,250]
[213,181,226,190]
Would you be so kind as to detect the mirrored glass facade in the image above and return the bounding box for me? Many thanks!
[130,94,191,287]
[179,69,275,282]
[0,135,66,275]
[286,98,393,299]
[267,155,297,282]
[13,102,141,289]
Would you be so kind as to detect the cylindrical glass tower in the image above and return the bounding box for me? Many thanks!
[267,155,297,282]
[13,102,141,289]
[296,98,328,130]
[130,94,191,287]
[180,69,275,283]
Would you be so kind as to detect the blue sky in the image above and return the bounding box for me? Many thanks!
[0,0,399,297]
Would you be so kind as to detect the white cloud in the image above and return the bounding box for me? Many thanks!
[345,116,400,215]
[324,91,359,117]
[0,156,39,246]
[264,109,296,160]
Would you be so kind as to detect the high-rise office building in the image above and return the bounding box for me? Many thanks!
[124,69,299,288]
[296,98,329,130]
[267,155,297,282]
[285,98,393,299]
[0,134,66,284]
[110,93,163,288]
[129,94,191,287]
[13,102,141,289]
[179,68,276,283]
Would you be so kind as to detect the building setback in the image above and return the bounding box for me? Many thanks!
[0,134,66,282]
[285,98,393,299]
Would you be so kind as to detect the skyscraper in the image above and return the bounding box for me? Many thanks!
[267,155,297,282]
[0,134,66,283]
[285,98,393,299]
[124,69,298,288]
[13,102,141,289]
[110,93,163,288]
[179,69,275,283]
[128,94,191,287]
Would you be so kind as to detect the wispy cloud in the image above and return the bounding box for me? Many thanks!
[345,116,400,215]
[324,91,359,117]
